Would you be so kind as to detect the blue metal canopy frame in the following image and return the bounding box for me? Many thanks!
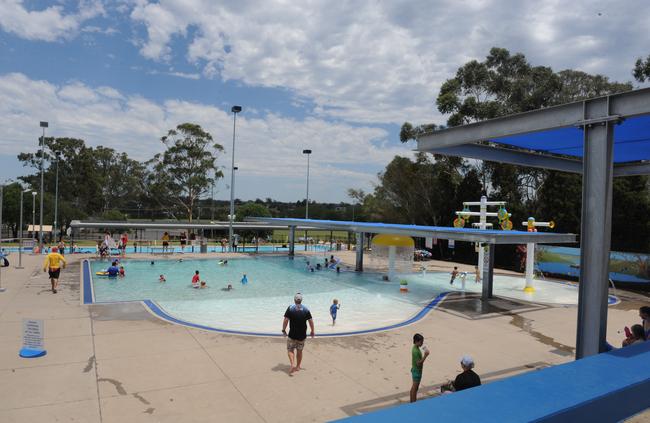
[248,217,576,244]
[416,87,650,359]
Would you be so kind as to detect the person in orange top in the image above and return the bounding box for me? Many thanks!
[43,247,67,294]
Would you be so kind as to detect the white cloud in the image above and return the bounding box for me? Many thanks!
[128,0,650,126]
[81,25,119,35]
[0,0,105,42]
[0,73,411,201]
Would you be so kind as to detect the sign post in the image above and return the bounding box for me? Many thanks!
[19,319,46,358]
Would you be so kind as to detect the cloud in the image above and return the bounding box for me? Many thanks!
[128,0,650,126]
[0,0,105,42]
[81,25,119,35]
[0,72,412,201]
[147,69,201,80]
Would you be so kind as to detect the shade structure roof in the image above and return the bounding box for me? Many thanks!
[491,114,650,163]
[247,217,576,245]
[69,220,318,231]
[417,87,650,176]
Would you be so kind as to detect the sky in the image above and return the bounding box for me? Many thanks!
[0,1,648,203]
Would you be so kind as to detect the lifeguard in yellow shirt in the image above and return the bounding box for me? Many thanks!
[43,247,67,294]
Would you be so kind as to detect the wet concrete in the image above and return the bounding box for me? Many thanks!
[98,378,127,395]
[90,302,169,324]
[509,314,575,356]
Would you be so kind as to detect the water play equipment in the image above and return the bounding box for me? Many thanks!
[370,234,415,281]
[454,196,512,280]
[521,217,555,293]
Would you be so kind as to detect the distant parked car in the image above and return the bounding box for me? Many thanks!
[414,249,432,261]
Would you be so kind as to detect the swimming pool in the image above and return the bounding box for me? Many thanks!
[88,256,448,335]
[86,256,616,336]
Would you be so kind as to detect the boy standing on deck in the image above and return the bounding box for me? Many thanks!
[410,333,429,403]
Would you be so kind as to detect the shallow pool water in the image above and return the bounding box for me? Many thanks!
[89,256,594,335]
[91,256,445,334]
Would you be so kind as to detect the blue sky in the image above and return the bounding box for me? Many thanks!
[0,0,648,202]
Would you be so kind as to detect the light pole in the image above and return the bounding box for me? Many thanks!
[211,176,215,240]
[17,189,32,269]
[0,183,4,292]
[229,105,242,252]
[32,191,36,244]
[53,153,60,241]
[302,149,312,250]
[39,121,48,248]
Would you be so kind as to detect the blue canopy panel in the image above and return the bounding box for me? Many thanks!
[491,115,650,163]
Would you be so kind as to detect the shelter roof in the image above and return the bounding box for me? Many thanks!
[247,218,576,245]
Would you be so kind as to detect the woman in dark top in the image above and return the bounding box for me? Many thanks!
[452,355,481,392]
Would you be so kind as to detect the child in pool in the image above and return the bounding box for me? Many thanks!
[192,270,201,288]
[450,267,459,285]
[119,266,125,277]
[200,280,207,288]
[241,274,248,284]
[330,299,341,325]
[159,274,166,283]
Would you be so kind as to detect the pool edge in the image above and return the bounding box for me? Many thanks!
[141,293,451,338]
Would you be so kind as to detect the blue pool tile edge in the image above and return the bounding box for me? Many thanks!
[142,292,450,337]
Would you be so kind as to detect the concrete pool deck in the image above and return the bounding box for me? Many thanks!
[0,252,648,422]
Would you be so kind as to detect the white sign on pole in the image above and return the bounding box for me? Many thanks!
[448,239,455,249]
[425,237,433,249]
[22,319,44,350]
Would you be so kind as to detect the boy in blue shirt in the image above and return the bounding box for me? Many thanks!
[330,299,340,325]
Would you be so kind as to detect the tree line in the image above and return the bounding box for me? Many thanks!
[349,47,650,269]
[3,122,355,239]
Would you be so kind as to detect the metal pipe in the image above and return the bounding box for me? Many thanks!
[17,189,30,268]
[303,149,312,251]
[39,121,48,248]
[54,155,59,241]
[32,192,36,246]
[0,184,4,292]
[229,106,242,252]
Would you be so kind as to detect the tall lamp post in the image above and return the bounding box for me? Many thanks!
[53,153,60,242]
[0,183,4,292]
[302,149,312,250]
[32,191,36,244]
[17,189,32,269]
[229,105,242,252]
[38,121,48,248]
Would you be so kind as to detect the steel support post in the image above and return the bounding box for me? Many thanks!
[355,232,364,272]
[481,244,495,300]
[288,226,295,257]
[576,121,614,359]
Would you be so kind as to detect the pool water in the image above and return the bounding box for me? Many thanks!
[91,256,446,334]
[89,256,603,335]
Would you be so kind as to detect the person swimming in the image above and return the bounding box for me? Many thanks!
[159,274,166,282]
[106,261,120,278]
[241,274,248,284]
[218,259,228,265]
[150,261,155,265]
[221,284,233,291]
